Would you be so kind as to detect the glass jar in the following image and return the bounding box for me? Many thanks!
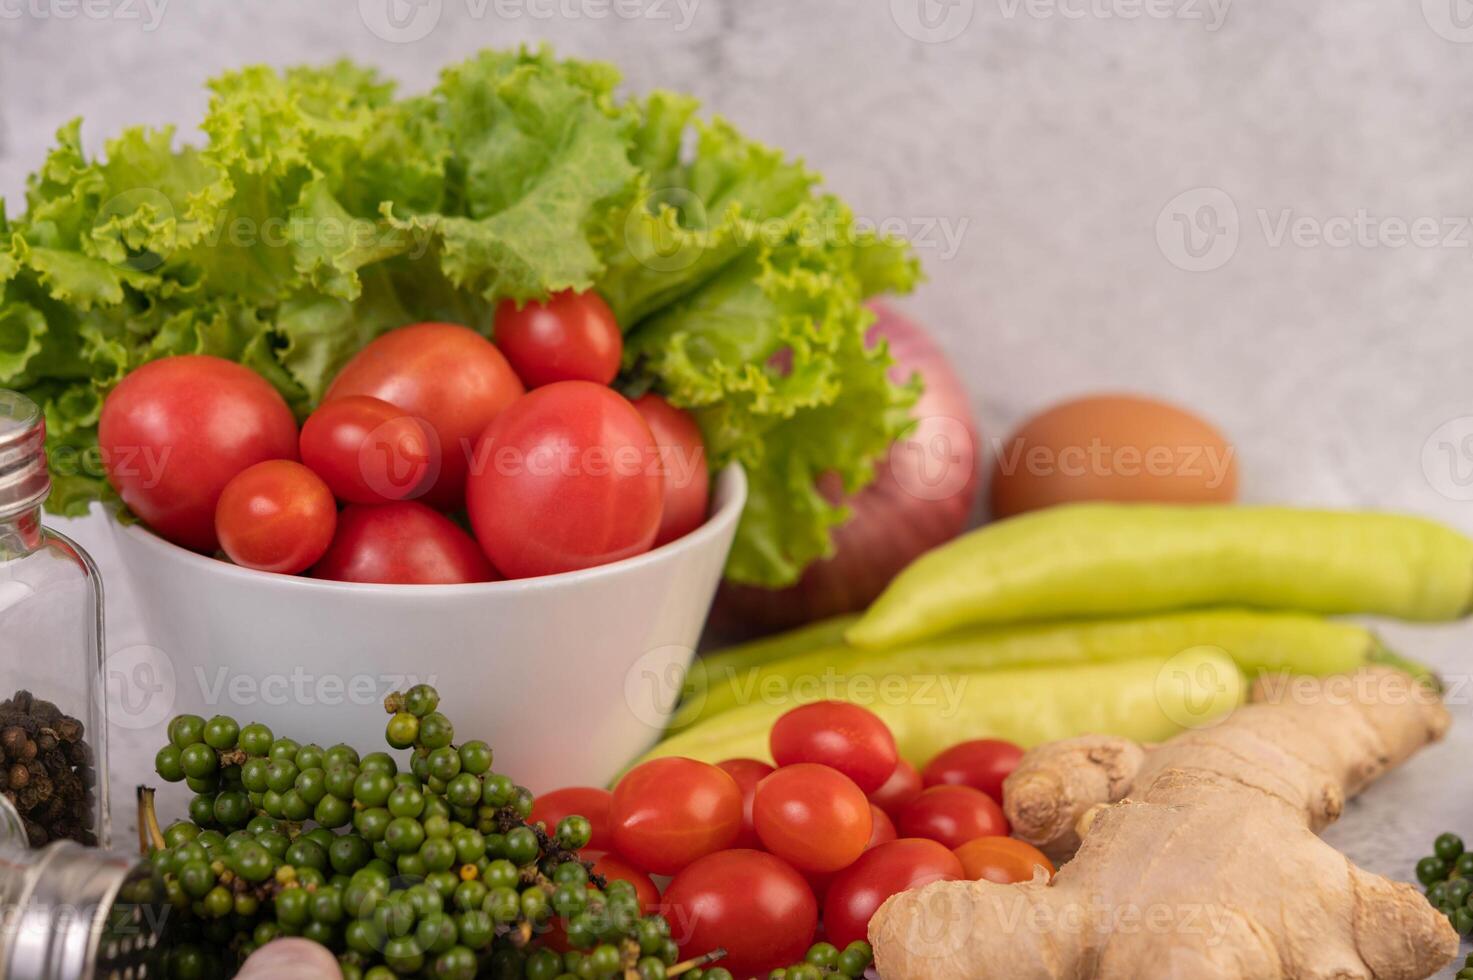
[0,794,169,980]
[0,390,108,848]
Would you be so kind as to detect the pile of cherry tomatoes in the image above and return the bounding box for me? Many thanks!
[99,292,710,582]
[528,701,1051,978]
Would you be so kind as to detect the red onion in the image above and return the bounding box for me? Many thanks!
[710,302,980,638]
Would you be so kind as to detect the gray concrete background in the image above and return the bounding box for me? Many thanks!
[2,1,1472,970]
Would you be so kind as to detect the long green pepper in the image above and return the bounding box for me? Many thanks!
[850,504,1473,648]
[642,647,1244,770]
[676,608,1386,732]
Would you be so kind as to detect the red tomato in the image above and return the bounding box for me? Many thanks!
[466,382,663,578]
[493,290,623,388]
[610,758,743,876]
[716,758,775,850]
[311,502,497,585]
[662,850,817,978]
[529,787,614,852]
[868,804,898,848]
[752,764,872,874]
[632,394,710,547]
[299,396,435,504]
[897,785,1009,850]
[324,323,523,510]
[214,461,336,575]
[823,838,964,948]
[99,355,298,552]
[868,758,924,817]
[769,701,899,795]
[922,739,1025,805]
[805,805,898,906]
[953,837,1055,884]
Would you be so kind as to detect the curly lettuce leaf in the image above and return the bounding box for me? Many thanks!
[0,47,919,586]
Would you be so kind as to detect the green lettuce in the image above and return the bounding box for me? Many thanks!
[0,47,919,587]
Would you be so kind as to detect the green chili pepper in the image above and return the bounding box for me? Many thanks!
[676,608,1379,732]
[849,505,1473,649]
[639,647,1244,771]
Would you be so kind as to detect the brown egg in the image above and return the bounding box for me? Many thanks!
[990,394,1238,518]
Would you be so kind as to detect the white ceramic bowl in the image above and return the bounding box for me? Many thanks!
[108,465,745,790]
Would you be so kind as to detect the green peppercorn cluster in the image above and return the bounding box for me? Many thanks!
[1454,951,1473,980]
[1414,832,1473,939]
[150,685,682,979]
[761,940,873,979]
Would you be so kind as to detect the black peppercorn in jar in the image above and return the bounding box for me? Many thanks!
[0,390,109,846]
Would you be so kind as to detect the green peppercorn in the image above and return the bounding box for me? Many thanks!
[155,745,185,782]
[385,712,420,750]
[179,742,218,779]
[1416,856,1449,886]
[238,723,273,757]
[458,740,492,775]
[202,716,240,751]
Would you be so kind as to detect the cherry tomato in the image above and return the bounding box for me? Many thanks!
[661,849,817,978]
[752,764,872,874]
[466,382,663,579]
[805,804,898,906]
[897,785,1009,850]
[922,739,1025,805]
[99,355,298,553]
[299,396,434,504]
[769,701,898,795]
[823,838,964,948]
[493,290,623,388]
[868,804,898,848]
[953,836,1055,884]
[311,502,497,585]
[632,394,710,547]
[214,461,336,575]
[716,758,775,850]
[868,758,924,817]
[541,849,659,952]
[325,323,523,510]
[529,787,614,852]
[610,758,743,875]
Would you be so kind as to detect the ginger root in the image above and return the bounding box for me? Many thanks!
[870,667,1458,980]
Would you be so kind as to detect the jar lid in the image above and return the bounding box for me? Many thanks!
[0,390,50,517]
